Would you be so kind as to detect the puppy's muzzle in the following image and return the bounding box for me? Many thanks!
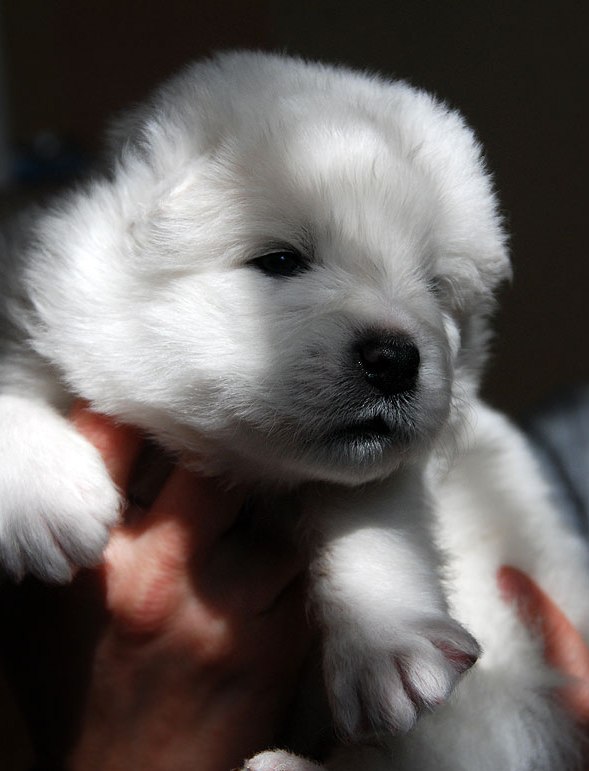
[355,333,420,396]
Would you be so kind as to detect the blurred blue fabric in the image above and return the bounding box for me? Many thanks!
[522,385,589,537]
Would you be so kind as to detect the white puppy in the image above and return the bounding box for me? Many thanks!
[1,52,588,770]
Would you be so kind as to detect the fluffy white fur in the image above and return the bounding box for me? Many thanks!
[0,52,588,769]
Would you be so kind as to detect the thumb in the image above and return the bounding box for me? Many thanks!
[103,468,245,637]
[498,565,589,724]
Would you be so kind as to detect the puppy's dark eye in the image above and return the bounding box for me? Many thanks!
[250,251,309,278]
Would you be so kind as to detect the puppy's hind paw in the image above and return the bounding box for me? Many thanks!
[243,750,325,771]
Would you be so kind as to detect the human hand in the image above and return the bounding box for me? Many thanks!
[64,403,311,771]
[498,565,589,727]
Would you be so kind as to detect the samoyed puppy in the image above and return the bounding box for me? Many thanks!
[1,52,588,770]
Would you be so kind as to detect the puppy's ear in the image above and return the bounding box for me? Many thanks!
[443,213,511,383]
[416,105,512,314]
[409,99,512,382]
[102,60,218,177]
[437,223,511,317]
[397,90,510,310]
[96,64,222,274]
[104,104,152,161]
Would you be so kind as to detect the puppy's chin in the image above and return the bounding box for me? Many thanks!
[254,397,449,486]
[182,424,424,488]
[287,432,424,486]
[151,390,448,487]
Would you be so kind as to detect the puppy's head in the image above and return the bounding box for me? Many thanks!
[30,52,510,484]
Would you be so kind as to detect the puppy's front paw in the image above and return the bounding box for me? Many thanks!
[0,405,121,583]
[325,612,480,740]
[243,751,324,771]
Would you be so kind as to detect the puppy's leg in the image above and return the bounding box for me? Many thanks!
[306,469,479,741]
[0,393,121,582]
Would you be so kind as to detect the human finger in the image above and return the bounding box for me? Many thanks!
[498,565,589,724]
[142,466,246,555]
[69,400,143,491]
[106,467,246,591]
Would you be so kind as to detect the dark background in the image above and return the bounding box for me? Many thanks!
[0,0,587,414]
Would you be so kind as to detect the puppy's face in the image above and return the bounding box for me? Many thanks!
[110,126,469,484]
[35,55,509,484]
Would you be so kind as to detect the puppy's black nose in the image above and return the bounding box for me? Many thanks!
[356,334,420,395]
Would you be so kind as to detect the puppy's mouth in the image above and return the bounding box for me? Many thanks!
[329,415,396,444]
